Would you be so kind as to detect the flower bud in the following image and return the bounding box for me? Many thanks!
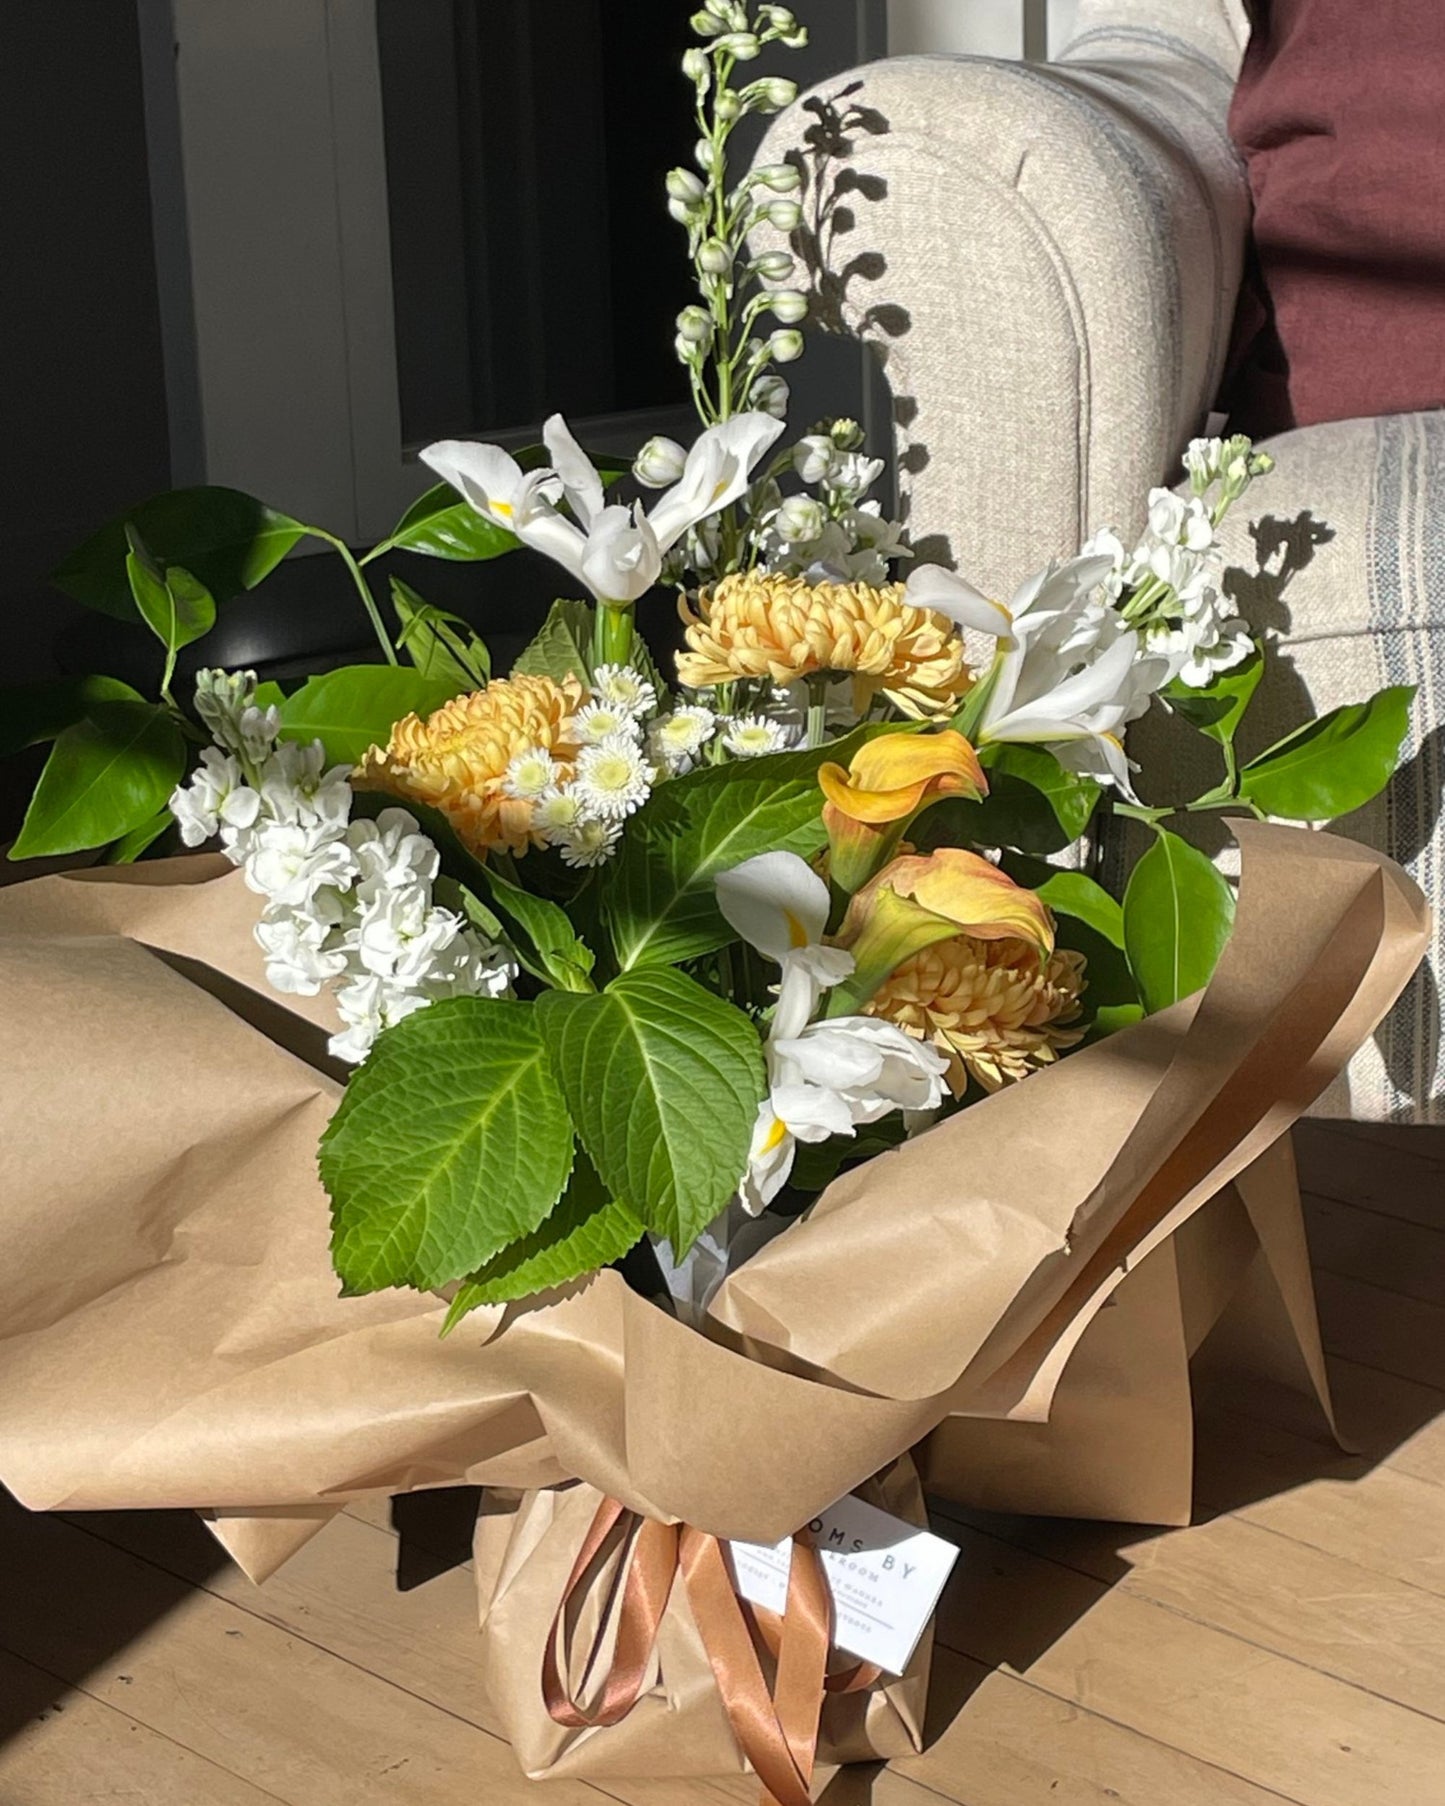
[759,4,799,31]
[793,434,837,485]
[634,436,689,489]
[694,136,721,174]
[666,167,706,205]
[752,249,796,281]
[764,198,802,232]
[676,305,715,346]
[752,374,790,419]
[829,416,865,451]
[713,30,761,59]
[715,88,742,121]
[768,328,805,364]
[690,8,726,35]
[774,495,826,543]
[768,288,809,325]
[752,162,802,194]
[668,196,697,226]
[745,75,798,112]
[674,331,702,364]
[697,237,734,276]
[682,47,710,84]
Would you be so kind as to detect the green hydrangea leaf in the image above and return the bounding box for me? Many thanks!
[536,967,765,1253]
[322,997,574,1294]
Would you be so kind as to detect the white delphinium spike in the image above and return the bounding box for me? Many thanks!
[572,734,653,818]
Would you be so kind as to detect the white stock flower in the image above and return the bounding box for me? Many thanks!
[572,734,652,819]
[830,452,886,503]
[773,495,827,544]
[721,714,797,758]
[255,903,349,996]
[194,670,281,765]
[328,976,431,1066]
[347,809,440,903]
[255,741,353,839]
[353,888,467,986]
[242,821,359,910]
[751,375,790,420]
[634,436,689,489]
[793,435,837,485]
[169,747,261,849]
[592,664,659,719]
[647,705,716,774]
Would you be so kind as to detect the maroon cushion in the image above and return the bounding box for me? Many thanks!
[1226,0,1445,435]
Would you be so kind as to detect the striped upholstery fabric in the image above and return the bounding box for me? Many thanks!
[761,0,1443,1123]
[1125,414,1445,1123]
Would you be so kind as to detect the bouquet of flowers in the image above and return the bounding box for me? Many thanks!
[0,3,1428,1793]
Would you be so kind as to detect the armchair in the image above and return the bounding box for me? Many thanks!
[763,0,1444,1123]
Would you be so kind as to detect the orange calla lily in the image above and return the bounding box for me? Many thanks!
[819,729,986,891]
[829,847,1055,1014]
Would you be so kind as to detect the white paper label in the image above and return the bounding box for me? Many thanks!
[726,1494,959,1677]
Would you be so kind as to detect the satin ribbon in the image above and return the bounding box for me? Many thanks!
[543,1496,881,1806]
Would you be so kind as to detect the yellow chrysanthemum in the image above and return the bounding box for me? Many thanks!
[354,673,586,856]
[866,933,1087,1097]
[676,571,973,718]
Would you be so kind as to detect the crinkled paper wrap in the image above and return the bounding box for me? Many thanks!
[472,1458,930,1783]
[0,824,1428,1585]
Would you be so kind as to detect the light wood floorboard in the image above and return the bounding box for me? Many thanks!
[4,1122,1443,1803]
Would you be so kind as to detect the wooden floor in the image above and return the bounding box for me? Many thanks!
[3,1119,1443,1806]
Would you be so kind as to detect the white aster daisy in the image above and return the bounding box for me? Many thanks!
[647,704,718,775]
[570,701,644,745]
[592,663,658,719]
[722,714,796,759]
[557,817,624,868]
[572,733,652,819]
[532,786,587,841]
[503,744,563,799]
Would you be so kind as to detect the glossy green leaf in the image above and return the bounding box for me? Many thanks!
[0,675,145,759]
[10,702,187,859]
[442,1152,642,1324]
[999,854,1137,1019]
[106,811,174,865]
[380,484,521,562]
[1238,685,1414,821]
[918,745,1100,856]
[390,577,490,689]
[536,967,765,1253]
[127,534,216,659]
[601,725,881,970]
[322,996,574,1294]
[1164,647,1263,745]
[1122,829,1235,1014]
[472,865,595,992]
[276,665,461,766]
[54,487,306,620]
[511,598,595,687]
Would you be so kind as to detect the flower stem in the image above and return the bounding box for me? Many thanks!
[805,675,830,748]
[310,529,399,665]
[593,601,635,671]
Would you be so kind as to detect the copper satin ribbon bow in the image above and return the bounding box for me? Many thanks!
[543,1496,881,1806]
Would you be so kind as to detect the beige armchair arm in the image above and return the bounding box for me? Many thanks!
[758,1,1251,595]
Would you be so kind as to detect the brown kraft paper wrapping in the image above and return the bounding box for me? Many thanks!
[0,822,1429,1590]
[473,1459,930,1783]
